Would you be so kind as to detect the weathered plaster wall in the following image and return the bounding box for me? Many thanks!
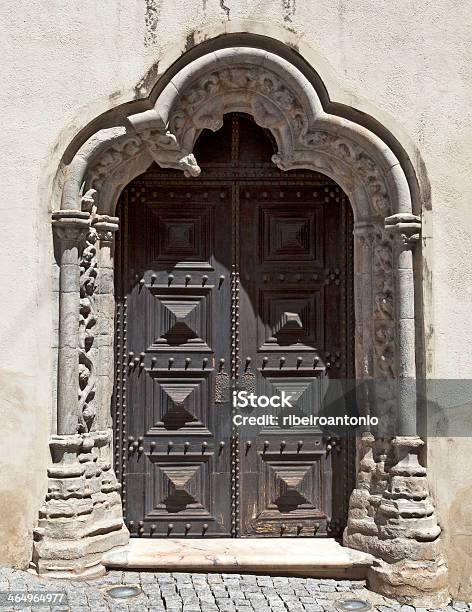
[1,0,471,596]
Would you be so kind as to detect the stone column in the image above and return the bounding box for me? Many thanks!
[385,212,421,437]
[367,213,449,608]
[93,215,119,430]
[53,210,91,435]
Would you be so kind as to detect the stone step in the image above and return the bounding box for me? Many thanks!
[102,538,375,579]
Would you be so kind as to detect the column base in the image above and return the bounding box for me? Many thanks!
[31,430,129,579]
[345,436,450,607]
[31,526,129,579]
[368,558,449,608]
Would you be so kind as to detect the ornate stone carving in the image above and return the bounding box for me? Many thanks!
[178,153,201,177]
[158,63,392,219]
[346,211,445,605]
[373,323,395,379]
[107,58,395,228]
[53,224,86,245]
[352,221,396,383]
[81,188,97,215]
[52,211,91,436]
[88,135,142,192]
[271,152,293,171]
[78,228,98,432]
[300,131,392,216]
[372,229,396,380]
[40,206,127,578]
[125,115,202,177]
[53,212,90,246]
[94,214,119,244]
[169,65,305,142]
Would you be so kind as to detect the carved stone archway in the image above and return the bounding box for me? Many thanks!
[34,46,448,606]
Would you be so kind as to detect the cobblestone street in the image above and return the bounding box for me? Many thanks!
[0,568,469,612]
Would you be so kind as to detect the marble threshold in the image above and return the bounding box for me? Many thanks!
[102,538,375,579]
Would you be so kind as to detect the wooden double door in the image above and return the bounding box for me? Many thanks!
[115,114,354,539]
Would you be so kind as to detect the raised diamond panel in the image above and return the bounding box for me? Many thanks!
[150,290,212,351]
[150,375,212,434]
[258,376,324,434]
[146,205,213,269]
[258,290,322,350]
[264,458,322,512]
[261,206,323,263]
[148,460,211,516]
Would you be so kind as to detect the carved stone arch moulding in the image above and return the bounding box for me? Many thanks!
[36,46,448,606]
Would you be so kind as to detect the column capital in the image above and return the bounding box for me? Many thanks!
[92,215,119,242]
[53,210,90,242]
[384,213,421,245]
[353,221,379,246]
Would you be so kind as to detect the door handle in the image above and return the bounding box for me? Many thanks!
[214,358,229,403]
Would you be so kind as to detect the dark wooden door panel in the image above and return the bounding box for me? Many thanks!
[238,185,351,537]
[124,184,233,537]
[115,114,354,540]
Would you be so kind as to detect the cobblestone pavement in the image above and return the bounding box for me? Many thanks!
[0,567,468,612]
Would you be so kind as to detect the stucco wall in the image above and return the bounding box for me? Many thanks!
[1,0,471,597]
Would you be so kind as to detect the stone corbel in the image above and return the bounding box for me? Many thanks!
[127,108,201,177]
[81,188,97,215]
[271,152,294,171]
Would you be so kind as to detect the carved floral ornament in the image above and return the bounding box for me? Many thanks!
[57,47,413,225]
